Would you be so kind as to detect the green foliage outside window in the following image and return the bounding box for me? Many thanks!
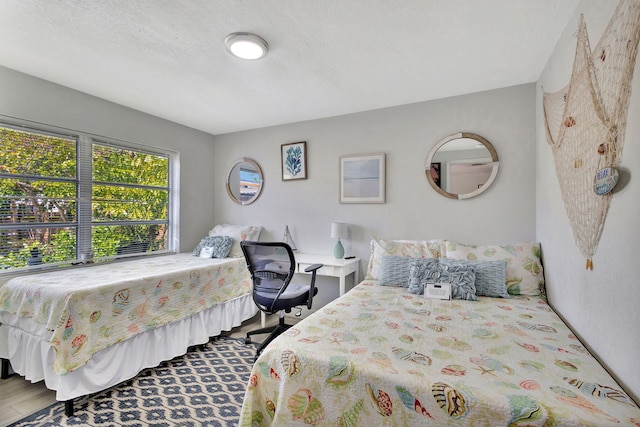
[0,126,171,270]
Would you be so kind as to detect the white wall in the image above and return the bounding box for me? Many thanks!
[536,0,640,402]
[212,83,537,301]
[0,65,216,254]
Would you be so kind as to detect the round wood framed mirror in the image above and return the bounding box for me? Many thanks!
[425,132,499,199]
[226,158,264,205]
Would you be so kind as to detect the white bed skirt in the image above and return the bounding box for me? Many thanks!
[0,293,257,401]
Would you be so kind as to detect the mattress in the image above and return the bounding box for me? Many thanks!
[239,280,640,426]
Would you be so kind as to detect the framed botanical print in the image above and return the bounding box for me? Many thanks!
[281,141,307,180]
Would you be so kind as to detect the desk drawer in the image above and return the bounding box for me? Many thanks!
[298,263,337,277]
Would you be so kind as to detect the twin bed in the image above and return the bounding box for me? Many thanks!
[240,238,640,426]
[0,224,262,415]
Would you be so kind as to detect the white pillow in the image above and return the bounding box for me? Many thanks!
[365,237,445,281]
[209,224,262,258]
[444,241,544,296]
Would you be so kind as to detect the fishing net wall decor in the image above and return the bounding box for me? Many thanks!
[543,0,640,270]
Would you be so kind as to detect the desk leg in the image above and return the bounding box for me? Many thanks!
[339,270,358,296]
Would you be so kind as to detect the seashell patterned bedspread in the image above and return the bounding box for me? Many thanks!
[0,253,251,375]
[240,281,640,426]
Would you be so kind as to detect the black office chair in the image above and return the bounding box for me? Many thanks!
[240,241,322,360]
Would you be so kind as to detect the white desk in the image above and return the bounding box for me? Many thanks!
[294,253,360,297]
[259,253,360,327]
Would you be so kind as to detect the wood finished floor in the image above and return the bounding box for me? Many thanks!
[0,313,287,427]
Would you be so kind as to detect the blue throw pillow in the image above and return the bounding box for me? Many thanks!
[408,260,477,301]
[379,256,437,287]
[440,259,509,298]
[407,258,440,294]
[192,236,235,258]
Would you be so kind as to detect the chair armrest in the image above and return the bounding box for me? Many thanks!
[304,264,323,310]
[304,263,323,273]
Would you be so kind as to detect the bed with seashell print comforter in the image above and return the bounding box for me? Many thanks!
[0,253,254,376]
[239,280,640,426]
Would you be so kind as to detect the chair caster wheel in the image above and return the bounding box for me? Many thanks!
[245,337,251,345]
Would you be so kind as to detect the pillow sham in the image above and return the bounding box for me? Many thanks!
[444,241,544,296]
[209,224,263,258]
[439,259,509,298]
[379,256,437,287]
[365,237,444,281]
[192,235,235,258]
[408,260,477,301]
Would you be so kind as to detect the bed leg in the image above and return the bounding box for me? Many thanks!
[1,358,9,379]
[64,399,74,417]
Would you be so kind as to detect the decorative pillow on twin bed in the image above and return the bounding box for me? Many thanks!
[365,237,444,281]
[444,241,544,296]
[408,260,477,301]
[192,235,235,258]
[209,224,263,258]
[439,259,509,298]
[379,256,437,287]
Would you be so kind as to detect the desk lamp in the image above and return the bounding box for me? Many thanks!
[330,222,348,259]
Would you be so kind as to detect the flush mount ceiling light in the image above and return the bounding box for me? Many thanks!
[224,32,269,60]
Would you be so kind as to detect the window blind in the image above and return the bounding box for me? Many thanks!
[0,121,177,272]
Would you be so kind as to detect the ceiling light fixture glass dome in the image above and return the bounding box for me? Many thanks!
[224,32,269,60]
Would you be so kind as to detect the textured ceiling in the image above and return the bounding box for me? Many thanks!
[0,0,579,135]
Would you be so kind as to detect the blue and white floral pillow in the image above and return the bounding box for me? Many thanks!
[192,236,235,258]
[408,260,477,301]
[407,259,439,294]
[439,259,509,298]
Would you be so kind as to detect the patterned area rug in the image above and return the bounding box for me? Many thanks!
[9,337,257,427]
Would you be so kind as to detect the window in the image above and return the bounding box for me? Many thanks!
[0,122,176,272]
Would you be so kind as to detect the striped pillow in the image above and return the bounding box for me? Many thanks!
[379,256,437,287]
